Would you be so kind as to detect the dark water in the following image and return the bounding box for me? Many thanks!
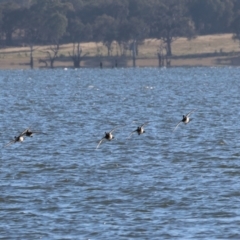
[1,67,240,239]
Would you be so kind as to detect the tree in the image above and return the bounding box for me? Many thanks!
[100,0,129,21]
[64,0,83,10]
[0,7,4,46]
[29,0,69,68]
[188,0,234,34]
[1,2,21,45]
[128,0,152,22]
[20,7,41,69]
[150,0,195,56]
[231,9,240,45]
[79,0,104,25]
[21,1,68,68]
[117,17,149,66]
[40,44,60,68]
[67,17,91,67]
[93,14,117,56]
[43,12,68,43]
[80,0,128,24]
[27,0,70,43]
[0,0,32,7]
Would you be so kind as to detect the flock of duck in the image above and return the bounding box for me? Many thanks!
[4,109,197,149]
[4,128,46,148]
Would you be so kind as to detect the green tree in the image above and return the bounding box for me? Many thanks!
[188,0,234,34]
[21,0,69,68]
[43,12,68,43]
[117,17,149,58]
[79,0,104,25]
[100,0,129,21]
[0,0,32,7]
[18,7,38,68]
[1,2,21,45]
[0,7,3,45]
[29,0,70,68]
[67,17,91,67]
[63,0,83,10]
[150,0,195,56]
[93,14,117,56]
[80,0,128,24]
[28,0,70,43]
[231,9,240,45]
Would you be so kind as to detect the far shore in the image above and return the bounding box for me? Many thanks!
[0,34,240,70]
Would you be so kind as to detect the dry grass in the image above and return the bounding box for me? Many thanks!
[172,34,239,56]
[0,33,240,69]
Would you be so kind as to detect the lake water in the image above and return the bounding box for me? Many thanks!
[1,67,240,239]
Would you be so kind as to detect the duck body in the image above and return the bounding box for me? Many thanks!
[96,126,121,149]
[105,132,114,140]
[173,109,197,132]
[136,126,145,135]
[4,134,25,147]
[128,122,148,138]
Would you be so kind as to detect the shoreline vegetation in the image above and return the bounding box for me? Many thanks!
[1,34,240,70]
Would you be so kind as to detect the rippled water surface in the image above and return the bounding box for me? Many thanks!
[1,67,240,239]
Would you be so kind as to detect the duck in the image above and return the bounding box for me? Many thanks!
[4,128,45,147]
[173,109,197,132]
[4,133,25,147]
[21,128,44,137]
[127,122,148,138]
[96,126,121,149]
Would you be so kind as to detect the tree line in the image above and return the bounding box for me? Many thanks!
[0,0,240,68]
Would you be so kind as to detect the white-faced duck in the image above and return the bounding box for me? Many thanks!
[4,128,45,147]
[4,133,25,147]
[127,122,148,139]
[173,109,197,132]
[96,126,123,149]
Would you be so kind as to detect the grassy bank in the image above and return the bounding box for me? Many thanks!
[0,34,240,69]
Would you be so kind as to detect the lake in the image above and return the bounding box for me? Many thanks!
[1,67,240,239]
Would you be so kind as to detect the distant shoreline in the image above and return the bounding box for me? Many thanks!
[0,55,239,70]
[0,34,240,70]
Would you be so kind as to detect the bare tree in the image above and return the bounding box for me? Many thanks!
[29,44,34,69]
[157,40,167,67]
[68,42,88,68]
[40,43,59,68]
[130,40,136,67]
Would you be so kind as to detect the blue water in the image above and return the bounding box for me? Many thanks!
[1,67,240,239]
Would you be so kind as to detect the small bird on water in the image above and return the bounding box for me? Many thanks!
[127,122,148,139]
[173,109,197,132]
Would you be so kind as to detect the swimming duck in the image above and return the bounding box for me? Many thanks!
[127,122,148,138]
[173,109,197,132]
[96,126,120,149]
